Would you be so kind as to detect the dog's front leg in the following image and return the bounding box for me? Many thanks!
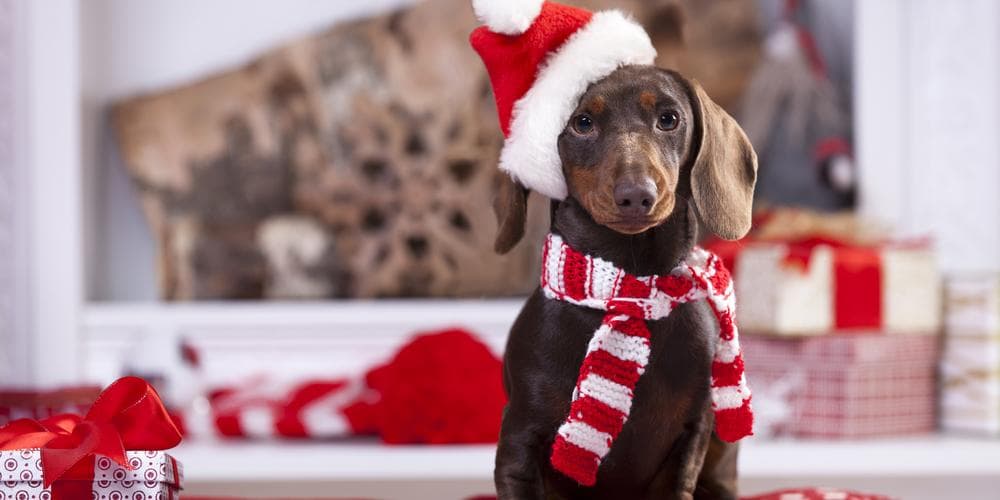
[494,404,547,500]
[667,410,740,500]
[694,432,739,500]
[647,411,714,500]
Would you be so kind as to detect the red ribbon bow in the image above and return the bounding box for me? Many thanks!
[0,376,181,488]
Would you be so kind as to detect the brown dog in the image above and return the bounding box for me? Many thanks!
[492,65,757,499]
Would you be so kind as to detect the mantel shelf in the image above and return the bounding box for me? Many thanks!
[84,299,527,329]
[173,435,1000,484]
[81,300,526,388]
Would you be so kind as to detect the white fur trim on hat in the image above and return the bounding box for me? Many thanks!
[499,10,656,199]
[472,0,545,35]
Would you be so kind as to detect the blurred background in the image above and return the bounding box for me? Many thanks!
[1,0,998,499]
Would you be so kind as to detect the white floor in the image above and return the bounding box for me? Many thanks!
[174,435,1000,499]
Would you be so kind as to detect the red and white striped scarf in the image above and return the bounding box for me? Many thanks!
[541,233,753,486]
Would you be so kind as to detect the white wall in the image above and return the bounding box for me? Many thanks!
[81,0,417,301]
[0,0,25,385]
[2,0,84,387]
[856,0,1000,273]
[82,0,418,103]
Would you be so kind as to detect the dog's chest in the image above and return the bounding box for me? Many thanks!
[636,302,715,419]
[542,299,716,493]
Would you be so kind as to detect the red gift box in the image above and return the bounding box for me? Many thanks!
[743,334,938,438]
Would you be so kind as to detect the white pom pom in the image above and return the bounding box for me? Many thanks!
[472,0,545,35]
[828,155,855,192]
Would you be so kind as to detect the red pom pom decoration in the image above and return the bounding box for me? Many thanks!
[365,328,506,444]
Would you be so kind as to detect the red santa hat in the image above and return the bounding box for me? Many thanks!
[469,0,656,200]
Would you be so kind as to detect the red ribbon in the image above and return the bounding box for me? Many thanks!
[778,237,883,331]
[0,376,181,491]
[832,245,883,330]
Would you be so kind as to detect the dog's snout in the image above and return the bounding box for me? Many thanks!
[614,180,657,217]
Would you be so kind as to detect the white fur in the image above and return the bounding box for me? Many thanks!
[472,0,544,35]
[499,11,656,199]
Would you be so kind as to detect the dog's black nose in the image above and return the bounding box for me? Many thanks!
[614,181,657,217]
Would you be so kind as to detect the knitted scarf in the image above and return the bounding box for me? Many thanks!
[542,233,753,486]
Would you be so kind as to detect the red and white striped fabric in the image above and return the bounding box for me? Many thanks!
[541,233,753,486]
[207,377,368,439]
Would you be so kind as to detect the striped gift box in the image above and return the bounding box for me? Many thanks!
[941,275,1000,435]
[743,334,938,438]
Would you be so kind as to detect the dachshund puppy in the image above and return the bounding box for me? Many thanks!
[492,65,757,500]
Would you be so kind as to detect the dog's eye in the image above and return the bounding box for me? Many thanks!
[571,114,594,135]
[657,111,680,131]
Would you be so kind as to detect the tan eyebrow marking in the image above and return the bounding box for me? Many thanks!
[639,91,657,111]
[585,95,605,114]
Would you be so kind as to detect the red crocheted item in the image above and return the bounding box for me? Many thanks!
[542,234,753,486]
[364,329,507,444]
[204,329,504,444]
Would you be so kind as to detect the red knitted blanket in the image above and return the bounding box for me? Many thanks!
[541,233,754,486]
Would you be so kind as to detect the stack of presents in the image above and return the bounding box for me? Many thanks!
[941,275,1000,434]
[711,209,997,439]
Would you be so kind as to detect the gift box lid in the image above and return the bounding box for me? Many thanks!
[0,449,182,489]
[743,334,939,365]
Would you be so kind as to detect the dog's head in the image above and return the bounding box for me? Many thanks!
[494,65,757,252]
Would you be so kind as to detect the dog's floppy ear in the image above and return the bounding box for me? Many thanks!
[493,172,529,254]
[686,79,758,240]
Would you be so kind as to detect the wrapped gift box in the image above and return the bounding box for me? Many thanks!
[941,275,1000,435]
[0,449,182,499]
[743,334,938,438]
[735,239,942,336]
[0,377,184,499]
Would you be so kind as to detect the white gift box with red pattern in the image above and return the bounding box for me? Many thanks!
[941,275,1000,435]
[0,449,182,499]
[743,334,938,438]
[735,239,941,336]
